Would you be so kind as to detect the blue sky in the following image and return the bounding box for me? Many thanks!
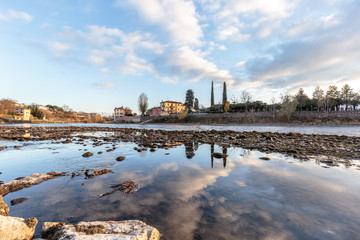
[1,0,360,115]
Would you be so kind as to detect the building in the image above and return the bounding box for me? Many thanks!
[114,107,133,122]
[338,104,360,111]
[16,108,31,121]
[160,101,186,114]
[147,107,162,116]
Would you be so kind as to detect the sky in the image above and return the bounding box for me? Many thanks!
[1,0,360,115]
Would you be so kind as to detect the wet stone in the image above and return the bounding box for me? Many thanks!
[10,197,29,206]
[116,156,126,161]
[82,152,93,157]
[212,152,228,158]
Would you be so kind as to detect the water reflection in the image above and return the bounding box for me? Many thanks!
[210,143,228,168]
[3,142,360,240]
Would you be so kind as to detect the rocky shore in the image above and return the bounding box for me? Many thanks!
[0,125,359,239]
[0,126,359,164]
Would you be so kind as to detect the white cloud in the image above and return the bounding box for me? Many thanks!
[219,45,227,51]
[47,41,72,57]
[122,0,204,46]
[0,9,33,22]
[160,76,179,84]
[162,46,234,83]
[203,0,295,41]
[217,25,250,41]
[236,61,246,67]
[87,55,104,66]
[100,67,110,73]
[119,53,154,75]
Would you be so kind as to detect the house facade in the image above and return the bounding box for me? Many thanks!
[160,101,186,114]
[114,107,133,122]
[147,107,162,116]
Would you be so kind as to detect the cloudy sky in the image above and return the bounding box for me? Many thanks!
[1,0,360,114]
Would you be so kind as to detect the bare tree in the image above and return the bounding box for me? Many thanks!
[312,86,324,111]
[240,90,252,111]
[231,95,238,104]
[280,94,297,119]
[138,93,148,116]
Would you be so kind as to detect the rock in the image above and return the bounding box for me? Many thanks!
[41,220,160,240]
[0,171,66,196]
[10,197,29,206]
[259,157,271,161]
[212,152,228,158]
[0,181,3,185]
[85,169,111,179]
[97,151,103,154]
[99,180,139,198]
[82,152,93,157]
[116,156,125,161]
[0,196,9,216]
[0,215,38,240]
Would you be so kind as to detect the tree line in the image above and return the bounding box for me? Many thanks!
[208,83,360,113]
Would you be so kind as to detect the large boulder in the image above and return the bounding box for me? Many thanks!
[41,220,160,240]
[0,196,9,216]
[0,215,37,240]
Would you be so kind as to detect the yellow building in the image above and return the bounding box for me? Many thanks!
[160,101,186,114]
[22,109,31,121]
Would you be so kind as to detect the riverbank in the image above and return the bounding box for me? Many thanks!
[150,111,360,125]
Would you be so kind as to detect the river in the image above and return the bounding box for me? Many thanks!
[2,123,360,136]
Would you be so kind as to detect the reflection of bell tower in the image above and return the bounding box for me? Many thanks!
[211,143,214,168]
[222,147,227,168]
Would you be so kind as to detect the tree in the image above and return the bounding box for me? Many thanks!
[312,86,324,111]
[325,85,340,111]
[280,94,297,119]
[62,105,72,112]
[0,99,17,114]
[194,98,199,110]
[341,84,354,111]
[185,89,194,108]
[30,104,44,119]
[240,90,252,112]
[295,88,310,111]
[138,93,148,115]
[351,92,360,110]
[222,82,227,104]
[211,81,214,106]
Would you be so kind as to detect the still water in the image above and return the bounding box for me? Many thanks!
[2,123,360,136]
[1,133,360,239]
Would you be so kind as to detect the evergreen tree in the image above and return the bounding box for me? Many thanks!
[222,82,227,104]
[185,89,194,108]
[194,98,199,110]
[211,81,214,106]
